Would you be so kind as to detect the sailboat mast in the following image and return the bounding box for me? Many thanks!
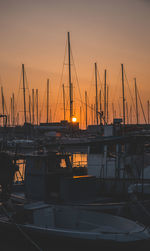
[94,104,96,124]
[62,84,66,120]
[17,112,19,126]
[104,70,107,125]
[91,104,93,124]
[12,93,15,126]
[99,90,102,125]
[126,102,128,124]
[80,106,82,128]
[130,105,132,124]
[29,95,31,123]
[148,100,149,124]
[134,78,139,124]
[94,63,98,125]
[112,102,115,122]
[36,89,38,125]
[1,87,4,115]
[32,89,34,125]
[50,109,52,122]
[47,79,49,123]
[121,64,125,125]
[85,91,87,129]
[1,87,5,126]
[11,97,12,126]
[107,86,109,124]
[22,64,27,124]
[118,101,121,117]
[68,32,73,122]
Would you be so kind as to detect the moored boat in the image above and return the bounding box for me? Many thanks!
[0,201,150,250]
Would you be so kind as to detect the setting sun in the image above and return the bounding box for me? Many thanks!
[72,117,77,123]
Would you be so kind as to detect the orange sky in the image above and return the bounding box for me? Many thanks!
[0,0,150,127]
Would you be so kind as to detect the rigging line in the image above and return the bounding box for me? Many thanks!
[1,205,43,251]
[75,96,89,109]
[25,67,31,106]
[1,86,8,115]
[8,99,11,122]
[13,90,22,125]
[53,68,65,122]
[97,66,104,117]
[53,39,67,121]
[49,80,52,121]
[4,98,8,115]
[110,68,121,105]
[57,94,69,120]
[87,65,95,102]
[15,68,23,118]
[124,71,136,116]
[64,95,69,121]
[25,69,33,120]
[97,67,104,96]
[24,68,32,123]
[70,47,84,110]
[0,85,7,115]
[39,83,47,123]
[40,83,47,123]
[25,67,29,90]
[75,96,104,118]
[137,87,147,124]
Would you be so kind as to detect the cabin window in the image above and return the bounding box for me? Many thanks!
[60,159,67,168]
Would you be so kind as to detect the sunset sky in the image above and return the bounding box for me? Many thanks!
[0,0,150,126]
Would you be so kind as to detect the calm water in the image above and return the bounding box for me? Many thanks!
[1,236,147,251]
[0,231,101,251]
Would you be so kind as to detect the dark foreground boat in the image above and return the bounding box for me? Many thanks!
[0,151,150,250]
[0,202,150,251]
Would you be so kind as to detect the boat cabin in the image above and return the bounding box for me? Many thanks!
[25,151,96,203]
